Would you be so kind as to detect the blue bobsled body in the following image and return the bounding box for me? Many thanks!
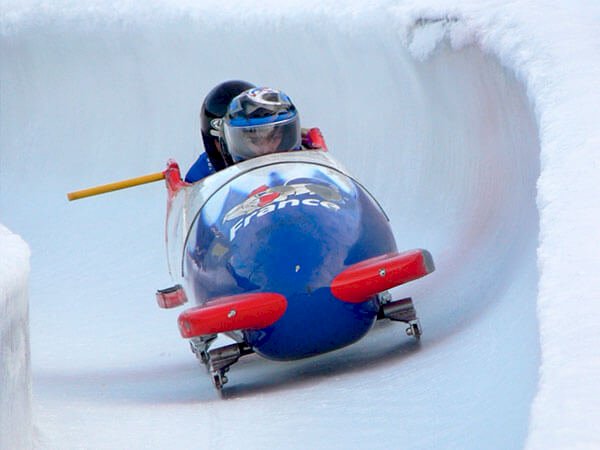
[166,151,397,360]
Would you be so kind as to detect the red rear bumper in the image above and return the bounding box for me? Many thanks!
[331,249,435,303]
[178,293,288,338]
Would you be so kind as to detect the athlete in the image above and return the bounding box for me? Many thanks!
[185,81,326,183]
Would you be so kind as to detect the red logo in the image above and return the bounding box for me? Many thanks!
[224,183,342,223]
[224,182,343,241]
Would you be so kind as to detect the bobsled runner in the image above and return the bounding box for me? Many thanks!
[68,151,435,391]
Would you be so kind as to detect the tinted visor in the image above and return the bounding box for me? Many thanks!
[224,115,301,162]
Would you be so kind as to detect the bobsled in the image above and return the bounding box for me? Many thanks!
[156,151,435,389]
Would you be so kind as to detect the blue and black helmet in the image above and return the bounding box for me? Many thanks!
[223,87,301,163]
[200,80,256,169]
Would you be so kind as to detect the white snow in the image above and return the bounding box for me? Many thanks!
[1,1,599,449]
[0,225,32,450]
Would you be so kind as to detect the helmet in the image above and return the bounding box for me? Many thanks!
[200,80,256,170]
[222,87,301,163]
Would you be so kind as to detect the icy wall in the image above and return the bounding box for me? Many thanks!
[1,11,540,448]
[1,1,598,449]
[0,225,32,450]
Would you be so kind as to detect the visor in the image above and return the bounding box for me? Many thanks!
[224,115,301,162]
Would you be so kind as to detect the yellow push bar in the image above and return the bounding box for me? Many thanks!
[67,171,165,201]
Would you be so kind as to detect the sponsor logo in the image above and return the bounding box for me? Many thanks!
[224,183,343,241]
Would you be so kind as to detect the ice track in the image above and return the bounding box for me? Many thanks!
[1,7,540,449]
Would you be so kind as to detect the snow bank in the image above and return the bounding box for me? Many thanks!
[392,6,600,448]
[0,224,32,450]
[453,8,600,450]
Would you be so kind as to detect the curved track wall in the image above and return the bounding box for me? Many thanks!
[1,8,540,449]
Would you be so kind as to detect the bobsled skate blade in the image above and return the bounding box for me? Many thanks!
[207,343,253,390]
[189,334,218,367]
[377,295,423,340]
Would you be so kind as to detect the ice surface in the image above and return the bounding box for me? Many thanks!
[1,1,599,449]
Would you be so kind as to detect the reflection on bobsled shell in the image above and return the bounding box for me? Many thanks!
[160,150,434,390]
